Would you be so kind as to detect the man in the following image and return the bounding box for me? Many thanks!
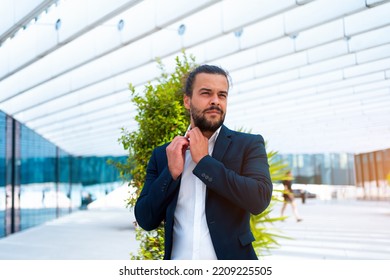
[135,64,272,260]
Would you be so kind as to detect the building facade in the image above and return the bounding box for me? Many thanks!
[0,110,126,238]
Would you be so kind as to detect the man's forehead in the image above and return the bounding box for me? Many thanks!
[193,73,229,87]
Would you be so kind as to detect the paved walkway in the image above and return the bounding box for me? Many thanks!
[0,186,138,260]
[0,186,389,260]
[263,198,390,260]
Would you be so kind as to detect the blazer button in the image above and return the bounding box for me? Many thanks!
[201,173,206,177]
[205,175,209,179]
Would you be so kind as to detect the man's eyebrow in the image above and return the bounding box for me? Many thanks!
[199,88,228,94]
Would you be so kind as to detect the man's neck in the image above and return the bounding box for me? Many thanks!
[202,131,213,139]
[188,123,222,139]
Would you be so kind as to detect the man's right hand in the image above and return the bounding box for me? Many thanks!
[166,136,189,180]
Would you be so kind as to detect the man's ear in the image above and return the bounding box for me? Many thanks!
[184,95,190,110]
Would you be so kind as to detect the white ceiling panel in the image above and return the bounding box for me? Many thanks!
[0,0,389,156]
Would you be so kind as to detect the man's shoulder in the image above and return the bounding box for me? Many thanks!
[153,142,170,153]
[150,142,170,158]
[155,142,170,149]
[223,126,264,142]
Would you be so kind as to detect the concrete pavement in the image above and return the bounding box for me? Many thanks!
[0,185,389,260]
[263,198,390,260]
[0,185,138,260]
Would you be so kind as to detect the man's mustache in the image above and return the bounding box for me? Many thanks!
[203,106,223,113]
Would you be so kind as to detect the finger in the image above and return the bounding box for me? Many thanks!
[169,136,189,151]
[171,136,188,146]
[187,128,201,140]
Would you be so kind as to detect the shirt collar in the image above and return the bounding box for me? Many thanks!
[209,126,221,145]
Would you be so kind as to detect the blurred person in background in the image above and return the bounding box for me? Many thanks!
[281,171,302,222]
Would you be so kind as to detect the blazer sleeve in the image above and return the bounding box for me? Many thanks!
[134,146,180,231]
[192,134,272,215]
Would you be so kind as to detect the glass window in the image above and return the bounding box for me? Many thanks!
[0,112,127,237]
[0,111,6,186]
[278,152,355,185]
[0,111,6,237]
[19,124,57,231]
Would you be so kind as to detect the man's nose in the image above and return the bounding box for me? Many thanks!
[210,93,219,105]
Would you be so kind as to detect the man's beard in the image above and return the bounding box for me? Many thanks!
[190,104,225,133]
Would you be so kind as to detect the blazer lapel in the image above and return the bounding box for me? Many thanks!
[212,125,232,162]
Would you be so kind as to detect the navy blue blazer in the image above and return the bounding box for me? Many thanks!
[135,125,273,260]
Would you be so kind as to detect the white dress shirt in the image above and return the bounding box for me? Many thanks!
[171,127,221,260]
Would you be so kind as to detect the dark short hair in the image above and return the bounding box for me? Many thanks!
[184,64,230,96]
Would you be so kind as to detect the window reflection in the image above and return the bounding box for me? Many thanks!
[276,153,355,185]
[0,110,126,238]
[0,111,6,237]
